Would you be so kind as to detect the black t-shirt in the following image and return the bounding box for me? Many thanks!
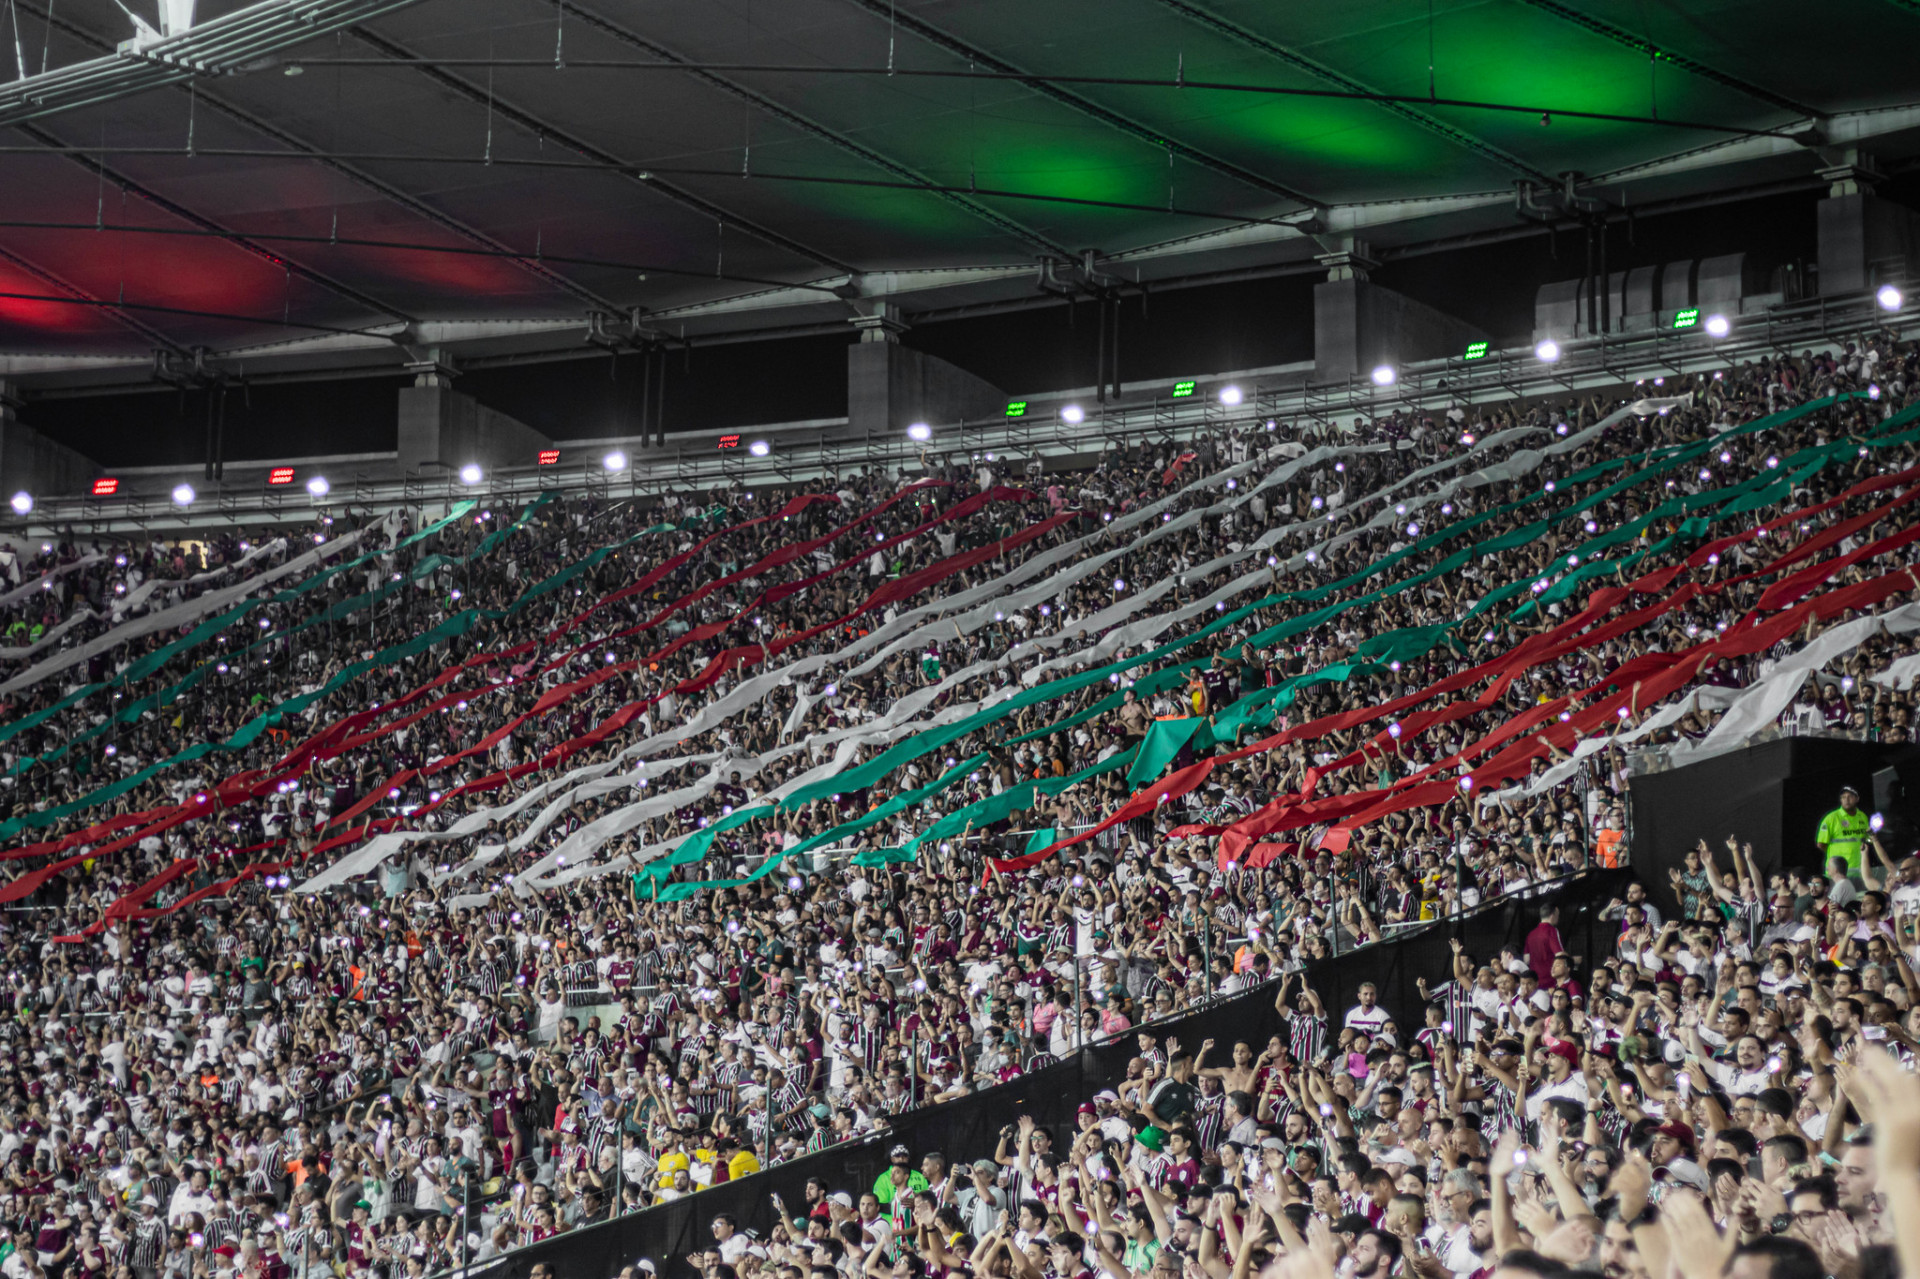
[1146,1077,1197,1123]
[1238,661,1266,699]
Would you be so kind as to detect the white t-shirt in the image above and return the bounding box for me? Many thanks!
[413,1155,446,1211]
[168,1184,216,1226]
[1344,1003,1391,1035]
[1523,1073,1589,1121]
[1706,1059,1774,1098]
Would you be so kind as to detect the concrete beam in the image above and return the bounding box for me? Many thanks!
[1313,272,1486,383]
[1818,190,1920,296]
[397,382,555,476]
[0,380,99,499]
[847,342,1006,437]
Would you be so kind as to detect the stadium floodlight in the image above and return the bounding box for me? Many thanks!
[1060,404,1085,424]
[602,450,628,472]
[1879,284,1904,312]
[458,464,483,485]
[305,475,330,497]
[1217,385,1244,406]
[1534,339,1561,363]
[171,483,195,507]
[1704,314,1731,338]
[906,422,932,442]
[7,492,29,516]
[1369,365,1396,387]
[748,440,770,457]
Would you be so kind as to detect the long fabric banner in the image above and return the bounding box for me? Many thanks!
[640,399,1859,893]
[0,553,105,610]
[278,391,1896,906]
[84,390,1883,914]
[0,501,480,745]
[40,486,1032,908]
[440,391,1913,900]
[0,526,378,669]
[977,394,1908,875]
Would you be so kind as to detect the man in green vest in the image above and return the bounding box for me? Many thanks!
[874,1142,931,1234]
[1817,786,1873,880]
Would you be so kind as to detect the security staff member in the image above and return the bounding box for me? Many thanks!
[1817,785,1872,879]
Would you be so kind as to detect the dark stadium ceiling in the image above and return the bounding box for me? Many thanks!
[0,0,1918,389]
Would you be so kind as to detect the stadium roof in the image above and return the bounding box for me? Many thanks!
[0,0,1917,388]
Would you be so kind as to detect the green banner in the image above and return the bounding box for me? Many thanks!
[1127,717,1206,786]
[636,393,1902,895]
[0,493,709,836]
[0,501,486,754]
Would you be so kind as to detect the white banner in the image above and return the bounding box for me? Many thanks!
[1671,602,1920,764]
[0,526,373,696]
[311,406,1678,898]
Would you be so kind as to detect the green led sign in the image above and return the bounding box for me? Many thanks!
[1005,401,1027,418]
[1672,308,1700,330]
[1463,342,1488,361]
[1172,381,1196,398]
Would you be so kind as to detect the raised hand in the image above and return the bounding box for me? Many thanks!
[1660,1191,1734,1279]
[1854,1047,1920,1176]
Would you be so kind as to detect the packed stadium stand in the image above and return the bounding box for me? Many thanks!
[0,342,1905,1279]
[7,5,1920,1279]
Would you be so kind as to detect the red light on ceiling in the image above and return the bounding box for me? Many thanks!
[717,434,741,450]
[538,449,561,465]
[90,478,119,497]
[267,467,296,486]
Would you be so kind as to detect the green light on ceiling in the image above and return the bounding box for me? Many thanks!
[1006,401,1027,418]
[1172,381,1196,398]
[1673,308,1700,330]
[1463,342,1488,361]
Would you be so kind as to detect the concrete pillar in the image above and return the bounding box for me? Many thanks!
[845,306,1006,437]
[1312,245,1486,383]
[396,355,554,475]
[1817,157,1920,297]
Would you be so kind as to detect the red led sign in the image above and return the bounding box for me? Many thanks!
[717,434,741,450]
[91,478,120,497]
[537,449,561,465]
[267,467,296,486]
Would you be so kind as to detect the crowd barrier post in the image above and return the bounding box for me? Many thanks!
[1202,915,1214,1000]
[1073,955,1084,1051]
[760,1093,772,1176]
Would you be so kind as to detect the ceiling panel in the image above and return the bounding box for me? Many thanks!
[0,0,1911,371]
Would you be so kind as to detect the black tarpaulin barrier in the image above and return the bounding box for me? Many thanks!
[1628,736,1903,923]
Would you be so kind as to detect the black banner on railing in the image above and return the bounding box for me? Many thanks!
[453,869,1630,1279]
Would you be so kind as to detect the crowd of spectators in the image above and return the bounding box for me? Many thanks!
[0,523,332,656]
[0,331,1908,1279]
